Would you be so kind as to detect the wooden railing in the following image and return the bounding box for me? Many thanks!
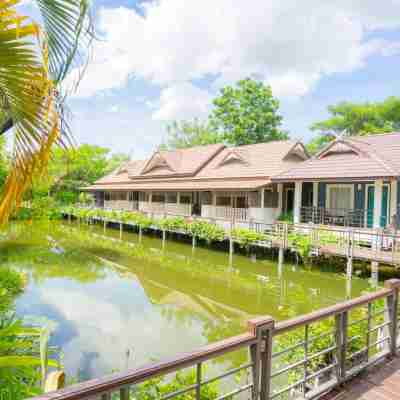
[139,201,192,216]
[33,280,400,400]
[202,206,249,221]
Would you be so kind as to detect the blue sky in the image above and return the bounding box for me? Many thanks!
[24,0,400,159]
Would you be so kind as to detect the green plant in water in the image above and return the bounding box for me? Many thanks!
[188,220,225,243]
[231,228,266,249]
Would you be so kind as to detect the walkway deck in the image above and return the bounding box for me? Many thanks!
[325,356,400,400]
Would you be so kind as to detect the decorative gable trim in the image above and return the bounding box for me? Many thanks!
[216,149,248,168]
[141,152,175,175]
[317,139,366,159]
[284,142,309,161]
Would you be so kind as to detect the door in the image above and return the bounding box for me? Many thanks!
[366,186,374,228]
[285,189,294,214]
[381,185,389,228]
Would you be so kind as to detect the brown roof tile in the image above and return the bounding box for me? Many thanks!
[273,133,400,181]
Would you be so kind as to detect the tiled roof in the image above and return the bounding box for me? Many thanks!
[85,178,271,191]
[91,140,307,190]
[196,141,308,179]
[273,133,400,181]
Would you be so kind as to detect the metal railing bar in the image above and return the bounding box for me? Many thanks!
[274,289,392,335]
[200,362,253,386]
[215,383,253,400]
[272,341,306,358]
[161,383,197,400]
[369,321,392,333]
[269,376,305,399]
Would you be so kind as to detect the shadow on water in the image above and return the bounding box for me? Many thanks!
[1,220,373,382]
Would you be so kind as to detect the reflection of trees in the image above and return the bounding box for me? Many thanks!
[0,222,107,284]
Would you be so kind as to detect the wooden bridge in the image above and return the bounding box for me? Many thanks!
[32,279,400,400]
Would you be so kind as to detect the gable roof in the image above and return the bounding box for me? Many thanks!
[129,144,225,179]
[196,140,308,180]
[87,140,308,191]
[272,132,400,182]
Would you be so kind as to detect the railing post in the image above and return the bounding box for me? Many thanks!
[384,279,400,356]
[335,311,348,383]
[248,317,275,400]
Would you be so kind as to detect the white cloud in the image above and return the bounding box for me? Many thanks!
[152,83,213,121]
[68,0,400,118]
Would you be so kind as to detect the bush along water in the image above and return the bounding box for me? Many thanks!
[0,267,59,399]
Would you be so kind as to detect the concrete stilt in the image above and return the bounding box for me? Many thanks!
[162,230,166,250]
[346,276,352,299]
[139,226,142,243]
[68,213,71,224]
[119,222,123,240]
[278,246,284,265]
[371,261,379,287]
[346,257,353,279]
[103,219,106,234]
[192,235,196,250]
[229,236,234,267]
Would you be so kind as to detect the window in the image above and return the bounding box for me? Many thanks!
[180,192,192,204]
[216,196,231,207]
[327,185,354,210]
[105,192,111,201]
[264,190,278,208]
[129,192,139,201]
[166,192,177,203]
[139,192,150,202]
[152,192,165,203]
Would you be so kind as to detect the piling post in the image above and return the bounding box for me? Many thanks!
[68,213,71,224]
[192,235,196,250]
[139,225,142,243]
[346,229,353,279]
[119,222,123,240]
[229,216,234,265]
[371,261,379,287]
[162,229,166,250]
[103,219,106,234]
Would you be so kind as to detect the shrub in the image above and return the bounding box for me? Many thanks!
[231,228,266,249]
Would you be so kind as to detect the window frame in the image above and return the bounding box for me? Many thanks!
[326,184,354,210]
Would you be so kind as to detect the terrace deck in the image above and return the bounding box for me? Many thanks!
[326,356,400,400]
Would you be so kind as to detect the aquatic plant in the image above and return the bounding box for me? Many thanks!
[231,228,266,249]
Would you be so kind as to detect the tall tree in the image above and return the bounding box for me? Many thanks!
[308,97,400,153]
[210,78,288,145]
[162,119,220,150]
[34,145,128,203]
[0,0,91,223]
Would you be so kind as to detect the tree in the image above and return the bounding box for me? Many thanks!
[0,0,91,223]
[162,119,220,150]
[308,97,400,153]
[209,78,288,145]
[33,145,129,203]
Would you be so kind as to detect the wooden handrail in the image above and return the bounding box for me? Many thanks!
[33,332,258,400]
[274,287,392,335]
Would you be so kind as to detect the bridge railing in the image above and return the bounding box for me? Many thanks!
[33,280,400,400]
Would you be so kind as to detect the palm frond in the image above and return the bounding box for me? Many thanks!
[35,0,93,83]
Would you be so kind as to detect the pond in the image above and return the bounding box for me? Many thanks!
[0,221,372,383]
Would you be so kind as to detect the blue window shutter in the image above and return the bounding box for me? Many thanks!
[318,183,326,208]
[355,183,365,210]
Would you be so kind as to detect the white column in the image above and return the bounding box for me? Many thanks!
[390,180,397,224]
[177,192,180,204]
[294,181,303,224]
[260,189,265,209]
[277,183,283,214]
[313,182,318,208]
[373,180,383,229]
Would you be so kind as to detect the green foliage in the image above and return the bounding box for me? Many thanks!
[0,267,57,399]
[158,217,189,232]
[231,228,265,249]
[210,78,288,145]
[188,220,226,243]
[0,268,24,314]
[287,232,313,259]
[277,212,293,223]
[30,145,129,205]
[308,96,400,153]
[132,370,219,400]
[162,119,220,150]
[15,197,61,221]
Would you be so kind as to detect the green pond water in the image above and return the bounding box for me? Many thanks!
[1,221,373,383]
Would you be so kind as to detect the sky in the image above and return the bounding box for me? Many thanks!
[23,0,400,159]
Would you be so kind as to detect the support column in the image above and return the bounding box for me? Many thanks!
[260,188,265,210]
[177,192,180,205]
[294,181,303,224]
[373,180,383,229]
[371,261,379,288]
[277,183,283,215]
[313,182,318,207]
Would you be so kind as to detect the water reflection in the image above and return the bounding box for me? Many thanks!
[0,221,372,381]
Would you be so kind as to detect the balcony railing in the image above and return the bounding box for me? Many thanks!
[300,206,377,228]
[201,205,249,221]
[104,200,139,211]
[139,201,192,217]
[33,280,400,400]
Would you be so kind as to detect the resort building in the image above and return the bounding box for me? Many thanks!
[84,141,309,225]
[272,133,400,229]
